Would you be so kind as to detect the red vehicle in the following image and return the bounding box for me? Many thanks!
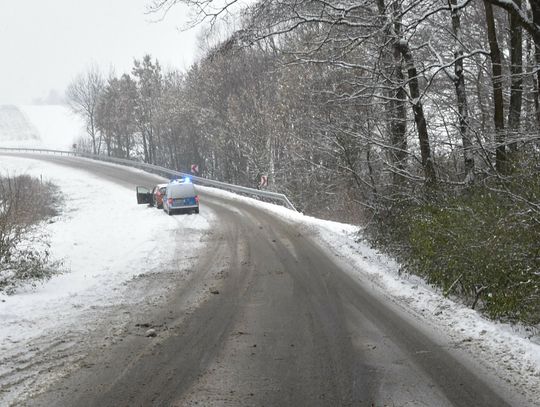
[152,183,168,209]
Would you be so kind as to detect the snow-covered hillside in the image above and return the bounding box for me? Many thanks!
[0,105,84,150]
[0,105,39,142]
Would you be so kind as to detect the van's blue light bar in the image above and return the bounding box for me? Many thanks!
[169,176,192,184]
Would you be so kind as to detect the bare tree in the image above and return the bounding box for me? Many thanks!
[485,0,540,127]
[377,0,408,187]
[484,0,540,42]
[507,0,523,156]
[132,55,163,164]
[448,0,474,183]
[66,66,105,154]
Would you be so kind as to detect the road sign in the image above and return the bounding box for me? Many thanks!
[191,164,199,174]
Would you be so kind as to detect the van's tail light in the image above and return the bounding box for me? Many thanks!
[168,198,173,205]
[195,195,199,204]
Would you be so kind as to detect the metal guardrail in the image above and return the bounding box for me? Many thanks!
[0,147,298,211]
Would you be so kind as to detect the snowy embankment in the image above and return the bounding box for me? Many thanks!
[0,105,84,150]
[0,156,212,404]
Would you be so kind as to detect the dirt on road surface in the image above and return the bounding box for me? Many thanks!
[3,154,532,407]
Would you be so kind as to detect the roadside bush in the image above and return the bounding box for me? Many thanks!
[366,172,540,325]
[0,174,63,294]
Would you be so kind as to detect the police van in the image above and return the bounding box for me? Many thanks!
[137,177,199,215]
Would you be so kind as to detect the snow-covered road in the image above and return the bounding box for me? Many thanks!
[205,187,540,403]
[0,154,539,406]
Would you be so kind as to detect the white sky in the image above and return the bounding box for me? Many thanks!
[0,0,202,105]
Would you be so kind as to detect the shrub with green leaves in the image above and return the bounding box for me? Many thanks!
[367,172,540,325]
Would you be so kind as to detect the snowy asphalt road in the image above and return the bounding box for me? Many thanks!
[9,155,527,406]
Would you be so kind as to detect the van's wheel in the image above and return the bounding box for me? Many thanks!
[195,208,199,214]
[168,209,173,216]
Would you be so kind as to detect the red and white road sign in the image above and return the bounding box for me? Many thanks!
[259,175,268,188]
[191,164,199,174]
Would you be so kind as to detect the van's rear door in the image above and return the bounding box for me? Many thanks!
[169,184,196,199]
[136,186,152,204]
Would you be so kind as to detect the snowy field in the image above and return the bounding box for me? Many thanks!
[0,105,84,150]
[0,154,539,404]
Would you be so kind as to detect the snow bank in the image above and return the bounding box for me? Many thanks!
[0,105,39,142]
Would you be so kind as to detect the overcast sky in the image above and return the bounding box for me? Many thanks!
[0,0,201,105]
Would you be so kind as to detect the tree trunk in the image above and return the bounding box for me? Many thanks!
[148,126,155,165]
[141,127,149,163]
[484,0,540,129]
[533,3,540,128]
[449,0,474,183]
[536,56,540,130]
[390,60,408,185]
[476,68,488,134]
[525,31,540,131]
[266,134,275,188]
[507,0,523,155]
[483,0,507,174]
[395,40,437,187]
[105,134,111,157]
[366,143,378,196]
[377,0,408,186]
[90,116,97,155]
